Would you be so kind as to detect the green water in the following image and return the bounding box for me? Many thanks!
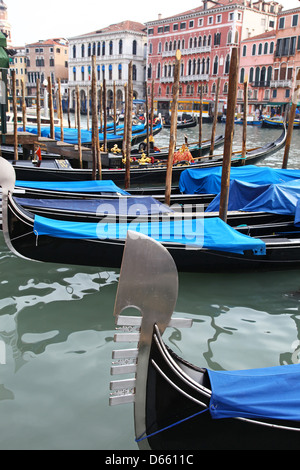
[0,123,300,449]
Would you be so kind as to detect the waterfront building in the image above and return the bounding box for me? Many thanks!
[0,0,11,46]
[269,6,300,112]
[68,21,147,114]
[25,38,69,107]
[239,29,276,116]
[145,0,282,119]
[8,46,27,102]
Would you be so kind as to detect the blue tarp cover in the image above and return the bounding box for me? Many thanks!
[33,216,266,255]
[207,363,300,420]
[16,196,173,215]
[179,165,300,195]
[20,123,160,145]
[206,179,300,217]
[15,179,129,195]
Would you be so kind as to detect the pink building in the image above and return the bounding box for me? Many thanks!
[146,0,281,120]
[270,6,300,112]
[239,30,276,116]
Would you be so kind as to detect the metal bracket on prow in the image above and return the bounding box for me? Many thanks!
[109,314,192,406]
[109,231,192,406]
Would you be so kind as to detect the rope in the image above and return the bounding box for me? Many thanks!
[135,407,209,443]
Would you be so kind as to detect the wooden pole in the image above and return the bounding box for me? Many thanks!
[36,78,41,138]
[210,77,220,156]
[125,62,133,189]
[198,84,203,157]
[12,70,18,160]
[122,83,127,157]
[165,50,181,205]
[219,47,239,223]
[145,82,149,157]
[103,78,107,152]
[113,81,117,135]
[99,83,103,133]
[67,88,71,128]
[86,86,90,131]
[241,78,248,165]
[58,78,64,142]
[48,76,55,139]
[76,85,82,169]
[21,79,26,131]
[150,79,154,136]
[91,55,101,179]
[282,68,300,169]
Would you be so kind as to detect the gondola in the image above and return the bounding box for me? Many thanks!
[163,114,198,129]
[109,231,300,450]
[2,156,300,272]
[3,124,286,185]
[262,116,300,129]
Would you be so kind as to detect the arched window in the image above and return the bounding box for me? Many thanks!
[267,66,272,82]
[189,38,193,49]
[188,59,192,75]
[148,64,152,79]
[227,30,232,44]
[193,59,196,75]
[102,41,105,56]
[208,35,211,46]
[223,82,228,93]
[133,64,137,81]
[240,67,245,83]
[157,63,161,79]
[213,56,218,75]
[73,45,76,58]
[197,58,201,74]
[109,40,113,55]
[97,42,100,56]
[203,35,207,46]
[270,41,274,54]
[249,67,254,83]
[198,36,202,47]
[260,66,266,84]
[194,37,197,47]
[242,45,247,56]
[252,44,256,55]
[88,43,91,57]
[119,40,123,54]
[225,54,230,74]
[258,43,263,55]
[206,57,210,74]
[165,42,168,52]
[133,40,137,55]
[264,42,268,54]
[255,66,260,83]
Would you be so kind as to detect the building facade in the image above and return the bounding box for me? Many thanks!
[8,46,27,101]
[25,38,69,107]
[0,0,11,46]
[146,0,282,118]
[270,6,300,109]
[239,29,276,115]
[68,20,147,113]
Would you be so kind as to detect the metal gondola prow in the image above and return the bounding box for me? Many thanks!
[109,231,192,449]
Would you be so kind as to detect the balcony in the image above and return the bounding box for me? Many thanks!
[250,81,271,87]
[270,80,292,88]
[162,45,211,58]
[160,73,209,83]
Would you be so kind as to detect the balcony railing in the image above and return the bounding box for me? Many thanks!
[250,80,271,87]
[162,45,211,58]
[270,80,292,88]
[161,73,209,83]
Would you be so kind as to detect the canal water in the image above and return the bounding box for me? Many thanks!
[0,122,300,450]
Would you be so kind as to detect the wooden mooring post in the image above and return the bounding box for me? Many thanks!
[48,76,55,139]
[241,78,248,165]
[219,47,239,223]
[125,62,133,189]
[36,78,41,138]
[282,68,300,169]
[198,84,203,158]
[11,70,18,160]
[76,85,82,169]
[165,50,181,206]
[209,77,220,156]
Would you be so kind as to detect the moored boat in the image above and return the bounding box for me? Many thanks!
[109,231,300,450]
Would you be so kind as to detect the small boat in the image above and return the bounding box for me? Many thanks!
[109,231,300,450]
[20,121,162,148]
[163,113,198,129]
[262,116,300,128]
[3,157,300,272]
[3,125,286,185]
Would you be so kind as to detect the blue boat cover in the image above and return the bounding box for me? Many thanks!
[206,179,300,217]
[15,196,173,215]
[15,179,130,195]
[33,216,266,255]
[20,123,160,145]
[207,363,300,420]
[179,165,300,195]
